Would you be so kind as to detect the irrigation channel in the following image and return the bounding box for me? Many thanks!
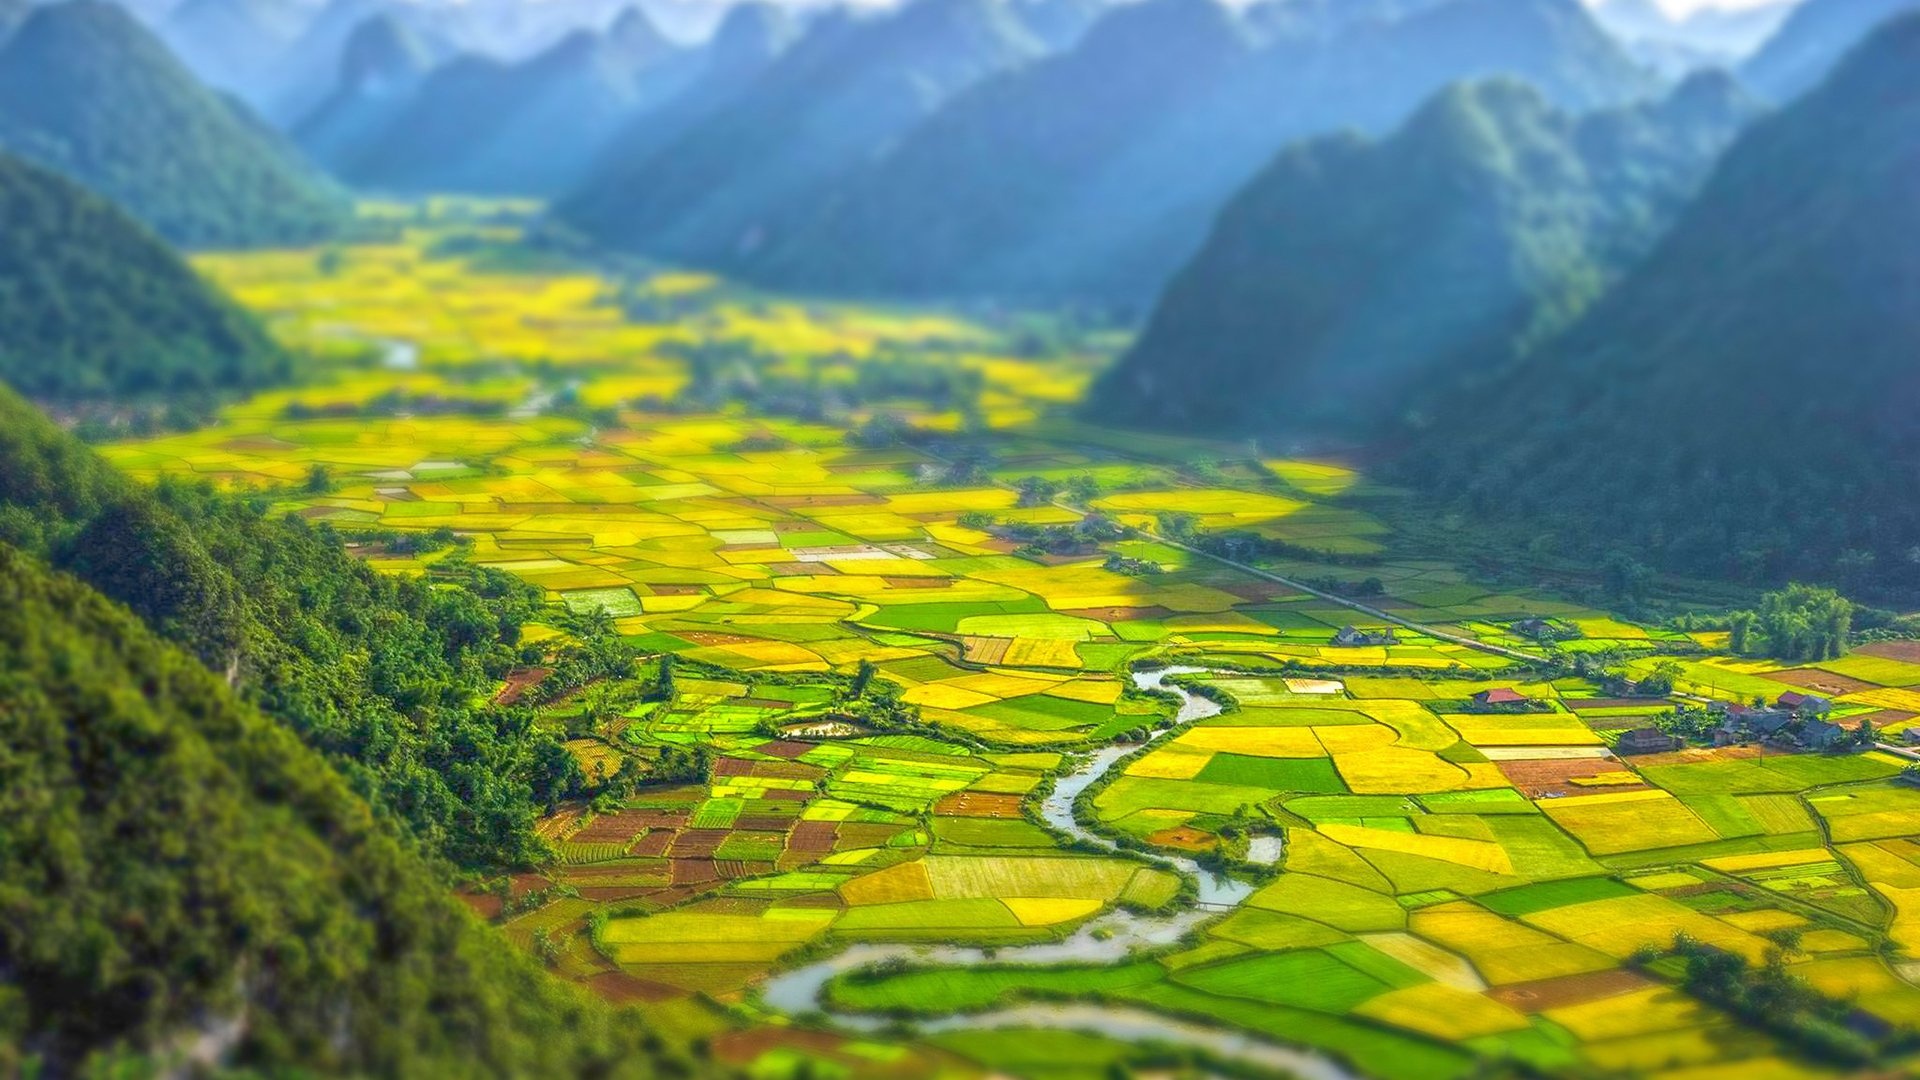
[760,667,1355,1080]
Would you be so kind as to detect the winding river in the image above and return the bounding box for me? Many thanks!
[759,667,1353,1080]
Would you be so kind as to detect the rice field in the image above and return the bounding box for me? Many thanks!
[102,209,1920,1079]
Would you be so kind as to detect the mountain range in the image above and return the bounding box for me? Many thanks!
[302,5,700,195]
[1088,70,1757,434]
[1406,12,1920,589]
[561,0,1658,305]
[0,0,347,248]
[556,0,1053,265]
[0,152,286,400]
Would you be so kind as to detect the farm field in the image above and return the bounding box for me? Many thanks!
[99,206,1920,1079]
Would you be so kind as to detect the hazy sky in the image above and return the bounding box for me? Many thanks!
[1645,0,1786,12]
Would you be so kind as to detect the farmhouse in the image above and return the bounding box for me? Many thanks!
[1512,618,1552,638]
[1777,691,1833,716]
[1331,625,1398,647]
[1800,718,1848,750]
[1472,688,1529,707]
[1616,727,1679,755]
[1903,728,1920,747]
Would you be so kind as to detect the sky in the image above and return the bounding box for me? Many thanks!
[1646,0,1787,12]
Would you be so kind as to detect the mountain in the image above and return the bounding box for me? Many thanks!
[1408,14,1920,592]
[1742,0,1918,98]
[293,12,443,168]
[309,6,697,196]
[0,153,286,399]
[565,1,798,203]
[0,0,347,248]
[665,0,1656,304]
[0,536,684,1076]
[554,0,1045,267]
[1088,71,1757,435]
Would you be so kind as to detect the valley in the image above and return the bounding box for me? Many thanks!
[89,203,1920,1079]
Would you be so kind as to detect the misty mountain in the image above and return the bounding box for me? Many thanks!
[565,1,799,198]
[0,0,347,247]
[1409,13,1920,590]
[307,6,697,196]
[0,152,286,399]
[1088,71,1757,435]
[633,0,1656,305]
[554,0,1047,267]
[292,11,442,169]
[1742,0,1918,98]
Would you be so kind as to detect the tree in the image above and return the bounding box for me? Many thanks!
[850,658,877,698]
[303,463,334,494]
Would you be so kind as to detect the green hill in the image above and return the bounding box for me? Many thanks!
[0,152,287,399]
[1089,72,1755,434]
[0,539,693,1077]
[0,0,348,248]
[1406,14,1920,595]
[0,384,582,871]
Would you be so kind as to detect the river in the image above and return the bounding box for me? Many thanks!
[758,666,1351,1079]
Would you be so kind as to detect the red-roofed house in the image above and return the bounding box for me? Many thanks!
[1473,688,1529,707]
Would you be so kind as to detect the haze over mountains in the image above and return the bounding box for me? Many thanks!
[564,0,1661,303]
[1090,70,1759,433]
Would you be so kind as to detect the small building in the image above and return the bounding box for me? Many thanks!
[1777,691,1833,716]
[1902,728,1920,747]
[1331,625,1397,647]
[1749,708,1794,736]
[1801,719,1848,750]
[1472,688,1529,707]
[1617,727,1679,755]
[1512,618,1553,639]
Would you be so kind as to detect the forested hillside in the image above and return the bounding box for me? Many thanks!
[0,386,583,869]
[1406,14,1920,595]
[1090,72,1756,434]
[0,542,693,1078]
[0,153,287,399]
[0,0,347,248]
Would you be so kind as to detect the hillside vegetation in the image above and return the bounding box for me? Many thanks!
[0,541,694,1077]
[0,153,287,399]
[1406,14,1920,594]
[0,385,583,869]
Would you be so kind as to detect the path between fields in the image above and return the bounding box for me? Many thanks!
[1133,527,1552,668]
[920,437,1550,666]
